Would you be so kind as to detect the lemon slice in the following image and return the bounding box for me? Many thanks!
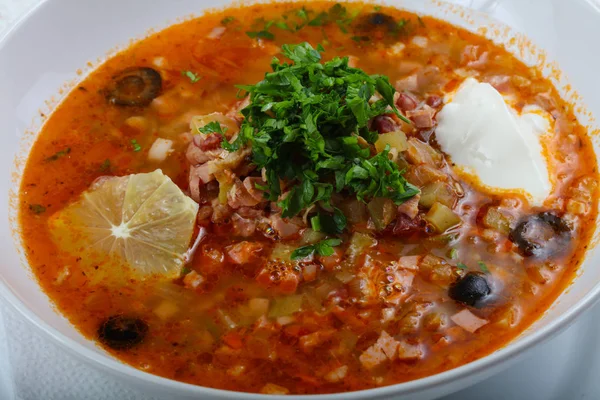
[49,170,198,279]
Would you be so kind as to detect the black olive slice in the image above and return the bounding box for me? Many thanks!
[354,12,398,35]
[449,272,491,307]
[98,315,148,350]
[105,67,162,107]
[509,212,571,258]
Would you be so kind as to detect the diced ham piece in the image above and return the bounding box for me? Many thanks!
[324,365,348,383]
[260,384,289,395]
[407,104,436,129]
[183,270,205,290]
[396,92,418,112]
[347,55,359,68]
[392,214,426,237]
[426,95,443,108]
[384,269,415,305]
[207,26,226,39]
[228,179,262,209]
[397,194,420,219]
[359,331,400,370]
[186,140,225,165]
[395,74,419,92]
[256,262,300,294]
[231,213,257,237]
[211,200,233,223]
[451,309,489,333]
[371,115,398,134]
[484,75,511,92]
[299,329,336,351]
[461,45,489,69]
[397,340,423,361]
[195,133,223,151]
[398,255,420,270]
[270,214,303,239]
[225,241,263,264]
[243,176,267,202]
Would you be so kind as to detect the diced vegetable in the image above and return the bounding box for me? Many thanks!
[406,138,442,166]
[335,270,355,284]
[375,131,409,153]
[483,207,511,234]
[248,298,270,316]
[147,138,174,162]
[346,232,377,261]
[405,164,448,187]
[419,254,454,285]
[338,198,368,225]
[215,171,235,205]
[153,300,179,320]
[368,197,398,231]
[300,228,326,245]
[324,365,349,383]
[419,181,457,209]
[270,243,296,261]
[424,202,461,232]
[359,331,399,370]
[268,295,303,318]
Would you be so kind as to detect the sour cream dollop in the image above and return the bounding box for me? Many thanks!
[435,77,552,205]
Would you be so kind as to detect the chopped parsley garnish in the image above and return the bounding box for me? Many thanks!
[131,140,142,152]
[29,204,46,214]
[99,159,111,172]
[291,238,342,260]
[211,42,416,221]
[311,208,347,235]
[478,261,490,273]
[221,16,236,25]
[246,30,275,40]
[182,70,201,83]
[457,262,468,270]
[45,147,71,162]
[449,248,458,259]
[351,35,370,43]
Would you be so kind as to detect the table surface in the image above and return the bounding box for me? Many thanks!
[2,0,600,399]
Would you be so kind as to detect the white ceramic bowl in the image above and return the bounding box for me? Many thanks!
[1,0,600,399]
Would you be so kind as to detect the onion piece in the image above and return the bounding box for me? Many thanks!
[147,138,174,162]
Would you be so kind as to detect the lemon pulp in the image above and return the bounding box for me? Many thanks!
[49,170,198,279]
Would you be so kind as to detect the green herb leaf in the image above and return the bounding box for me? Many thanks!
[246,30,275,40]
[182,70,201,83]
[45,147,71,162]
[199,121,227,135]
[131,140,142,152]
[221,16,236,25]
[449,248,458,259]
[29,204,46,214]
[457,262,468,270]
[478,261,490,273]
[291,238,342,260]
[99,159,111,172]
[235,42,415,219]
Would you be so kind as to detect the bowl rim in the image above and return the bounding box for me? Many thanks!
[2,0,600,398]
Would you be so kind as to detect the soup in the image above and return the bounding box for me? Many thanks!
[18,1,598,395]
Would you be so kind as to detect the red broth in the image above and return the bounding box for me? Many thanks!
[19,1,598,394]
